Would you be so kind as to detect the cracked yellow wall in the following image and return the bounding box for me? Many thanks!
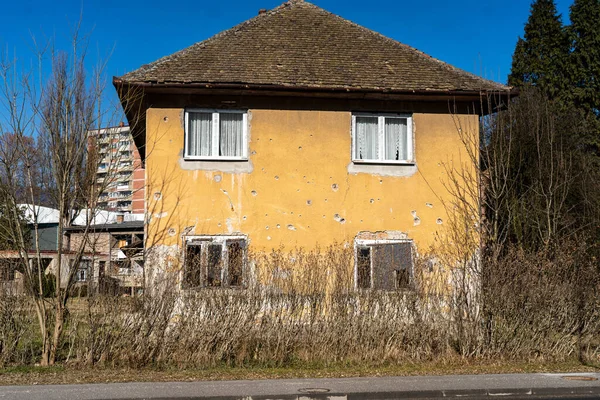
[145,108,478,253]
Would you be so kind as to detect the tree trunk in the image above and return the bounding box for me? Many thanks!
[49,302,64,365]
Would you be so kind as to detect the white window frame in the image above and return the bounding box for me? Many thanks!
[183,235,247,289]
[351,113,414,164]
[184,109,249,161]
[77,260,91,282]
[353,238,414,290]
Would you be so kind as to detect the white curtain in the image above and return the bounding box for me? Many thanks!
[219,113,244,157]
[188,112,212,156]
[355,117,378,160]
[384,118,407,160]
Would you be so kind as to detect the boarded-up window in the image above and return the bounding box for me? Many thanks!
[356,247,371,289]
[227,240,245,287]
[184,237,246,289]
[355,241,413,290]
[206,243,223,287]
[184,244,202,288]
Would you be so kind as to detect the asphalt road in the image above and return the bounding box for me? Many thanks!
[0,372,599,399]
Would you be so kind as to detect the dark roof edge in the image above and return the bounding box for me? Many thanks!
[113,77,517,98]
[64,221,145,233]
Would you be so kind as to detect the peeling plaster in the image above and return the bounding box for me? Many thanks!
[182,226,195,235]
[356,230,409,241]
[411,210,421,226]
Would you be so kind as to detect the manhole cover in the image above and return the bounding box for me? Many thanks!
[298,388,331,394]
[562,376,598,381]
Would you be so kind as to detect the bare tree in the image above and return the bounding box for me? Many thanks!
[0,27,138,365]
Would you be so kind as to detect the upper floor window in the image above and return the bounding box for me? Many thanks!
[352,113,413,164]
[185,109,248,160]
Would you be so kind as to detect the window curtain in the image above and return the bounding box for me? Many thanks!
[384,118,408,160]
[188,112,212,156]
[219,113,244,157]
[355,117,378,160]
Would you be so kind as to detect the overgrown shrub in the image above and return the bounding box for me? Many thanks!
[1,242,598,369]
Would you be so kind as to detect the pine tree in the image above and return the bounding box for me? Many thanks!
[569,0,600,117]
[508,0,569,99]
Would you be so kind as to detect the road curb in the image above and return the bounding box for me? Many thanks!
[124,385,600,399]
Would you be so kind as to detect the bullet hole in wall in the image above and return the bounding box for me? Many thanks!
[287,224,296,231]
[214,175,222,183]
[370,199,375,204]
[163,116,168,122]
[153,192,162,201]
[274,176,279,180]
[334,214,346,224]
[437,218,443,225]
[251,190,257,196]
[426,202,433,208]
[331,183,339,191]
[307,200,312,205]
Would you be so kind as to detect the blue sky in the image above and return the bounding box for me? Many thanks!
[0,0,573,119]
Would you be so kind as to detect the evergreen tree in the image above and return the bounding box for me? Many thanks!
[569,0,600,117]
[508,0,569,99]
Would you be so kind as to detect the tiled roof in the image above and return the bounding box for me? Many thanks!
[118,0,509,93]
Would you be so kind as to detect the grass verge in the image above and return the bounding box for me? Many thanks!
[0,360,598,386]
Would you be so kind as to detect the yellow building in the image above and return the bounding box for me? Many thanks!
[114,0,510,291]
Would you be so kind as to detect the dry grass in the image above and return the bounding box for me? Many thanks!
[0,359,598,386]
[1,244,599,371]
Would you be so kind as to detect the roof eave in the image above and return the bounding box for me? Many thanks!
[113,78,514,98]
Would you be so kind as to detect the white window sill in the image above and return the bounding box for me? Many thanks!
[183,157,249,162]
[352,159,415,166]
[347,161,417,177]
